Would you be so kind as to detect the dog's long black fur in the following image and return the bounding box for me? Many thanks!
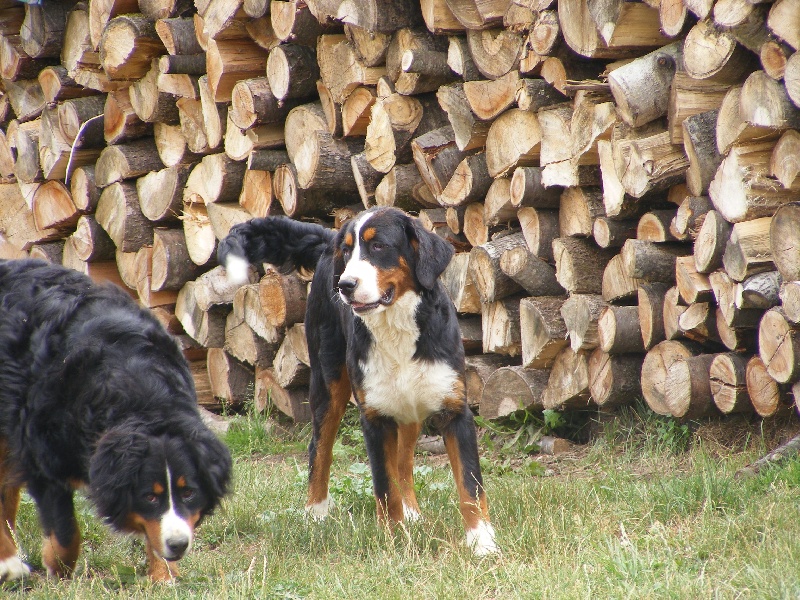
[0,259,231,580]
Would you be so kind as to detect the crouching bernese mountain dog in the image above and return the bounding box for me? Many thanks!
[219,207,498,556]
[0,259,232,582]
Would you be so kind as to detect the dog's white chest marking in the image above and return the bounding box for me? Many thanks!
[359,293,459,423]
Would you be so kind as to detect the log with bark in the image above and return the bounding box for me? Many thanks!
[640,339,703,415]
[588,349,643,408]
[479,365,549,418]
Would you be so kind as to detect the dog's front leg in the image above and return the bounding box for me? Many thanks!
[27,481,81,578]
[439,407,499,556]
[361,411,405,524]
[0,481,29,580]
[397,421,423,521]
[306,369,351,520]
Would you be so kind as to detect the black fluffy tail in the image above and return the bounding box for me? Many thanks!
[218,216,335,275]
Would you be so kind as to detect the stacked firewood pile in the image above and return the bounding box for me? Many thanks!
[0,0,799,425]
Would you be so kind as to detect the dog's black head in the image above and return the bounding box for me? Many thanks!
[88,423,232,562]
[332,208,454,315]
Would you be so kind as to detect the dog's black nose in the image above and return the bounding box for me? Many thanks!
[338,277,357,296]
[165,537,189,558]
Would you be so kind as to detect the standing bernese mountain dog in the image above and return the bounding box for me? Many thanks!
[0,259,232,582]
[219,207,498,556]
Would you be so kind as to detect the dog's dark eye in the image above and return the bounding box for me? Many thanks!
[180,488,196,502]
[145,493,159,505]
[342,247,351,258]
[370,242,385,252]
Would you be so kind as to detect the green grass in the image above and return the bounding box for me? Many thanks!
[5,403,800,599]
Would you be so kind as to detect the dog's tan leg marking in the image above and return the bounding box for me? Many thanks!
[41,526,81,578]
[397,422,422,520]
[306,369,351,514]
[377,426,405,524]
[442,419,498,555]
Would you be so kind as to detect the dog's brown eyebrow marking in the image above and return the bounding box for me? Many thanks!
[153,482,165,495]
[176,476,186,488]
[345,232,353,246]
[363,227,376,241]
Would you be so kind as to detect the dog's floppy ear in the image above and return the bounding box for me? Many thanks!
[331,225,349,284]
[405,216,455,290]
[183,426,232,514]
[89,427,151,529]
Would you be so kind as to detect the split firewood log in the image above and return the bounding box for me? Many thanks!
[284,102,363,195]
[552,237,616,294]
[31,181,80,232]
[498,242,563,297]
[518,207,558,261]
[637,282,670,350]
[105,87,153,144]
[100,14,166,81]
[273,332,311,389]
[411,125,467,198]
[560,293,606,352]
[601,253,641,304]
[770,203,800,282]
[480,365,548,418]
[664,354,719,419]
[151,227,207,291]
[207,37,269,102]
[224,309,279,368]
[621,239,687,283]
[207,347,254,409]
[485,108,541,178]
[676,255,713,304]
[469,232,527,303]
[709,352,753,415]
[542,347,591,410]
[746,354,792,418]
[481,296,522,356]
[175,282,227,348]
[254,367,311,421]
[597,305,644,354]
[722,216,774,282]
[364,92,448,174]
[608,42,681,128]
[519,295,568,369]
[464,354,517,408]
[95,181,154,252]
[441,252,481,314]
[641,339,703,415]
[759,307,800,384]
[69,215,116,263]
[95,138,164,187]
[588,349,642,408]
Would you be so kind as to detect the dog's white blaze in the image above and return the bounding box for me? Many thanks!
[224,254,252,284]
[339,213,382,306]
[359,293,460,424]
[305,496,330,521]
[159,465,192,559]
[0,555,30,580]
[466,520,499,556]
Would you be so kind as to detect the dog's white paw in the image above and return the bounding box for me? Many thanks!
[0,555,31,581]
[224,255,253,285]
[403,503,422,522]
[466,521,500,557]
[305,496,331,522]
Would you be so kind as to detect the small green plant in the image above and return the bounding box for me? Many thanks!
[655,416,691,453]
